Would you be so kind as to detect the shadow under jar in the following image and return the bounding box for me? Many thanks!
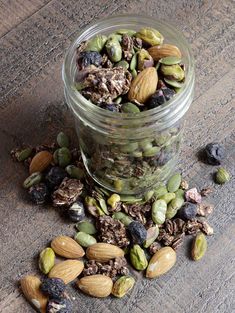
[62,15,195,195]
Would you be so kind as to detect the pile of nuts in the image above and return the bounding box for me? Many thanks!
[12,132,231,313]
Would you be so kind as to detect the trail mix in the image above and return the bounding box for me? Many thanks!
[75,27,185,111]
[73,27,187,195]
[12,134,230,312]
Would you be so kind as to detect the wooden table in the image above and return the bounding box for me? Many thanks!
[0,1,234,312]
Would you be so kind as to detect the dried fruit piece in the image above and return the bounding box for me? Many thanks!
[29,151,53,174]
[20,275,48,313]
[127,221,147,245]
[39,247,55,275]
[148,87,175,109]
[177,202,197,220]
[215,167,230,184]
[128,67,158,104]
[67,200,85,222]
[148,44,181,60]
[77,51,103,70]
[204,142,225,165]
[86,243,124,262]
[191,232,207,261]
[77,274,113,298]
[130,244,148,270]
[45,167,67,189]
[29,183,50,205]
[112,276,135,298]
[40,278,66,299]
[185,187,202,204]
[146,247,176,278]
[49,260,84,284]
[51,236,85,258]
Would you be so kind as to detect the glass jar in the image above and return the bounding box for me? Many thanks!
[62,15,195,195]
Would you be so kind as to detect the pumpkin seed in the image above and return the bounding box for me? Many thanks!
[144,190,154,201]
[76,220,97,235]
[112,212,133,226]
[164,78,185,88]
[152,199,167,224]
[121,102,140,113]
[54,147,71,168]
[159,56,181,65]
[66,165,84,179]
[23,172,43,189]
[115,60,129,70]
[159,192,176,204]
[130,52,138,70]
[74,231,97,247]
[116,29,136,36]
[167,173,182,192]
[143,146,160,157]
[14,147,33,162]
[131,69,137,78]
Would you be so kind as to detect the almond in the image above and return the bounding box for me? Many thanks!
[128,67,158,103]
[29,151,53,174]
[51,235,85,258]
[48,259,84,284]
[77,274,113,298]
[148,44,182,61]
[20,275,48,313]
[146,247,176,278]
[86,243,124,262]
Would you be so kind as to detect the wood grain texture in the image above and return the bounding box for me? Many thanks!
[0,0,235,312]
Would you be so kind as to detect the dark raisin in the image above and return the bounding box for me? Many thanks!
[148,87,175,109]
[28,183,50,204]
[77,51,102,70]
[46,298,72,313]
[177,202,197,220]
[45,167,67,189]
[100,103,119,112]
[41,278,66,299]
[67,200,85,222]
[127,221,147,245]
[204,142,225,165]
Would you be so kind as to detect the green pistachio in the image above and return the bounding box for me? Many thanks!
[166,197,184,219]
[121,102,140,113]
[161,64,185,81]
[154,185,168,199]
[23,172,42,189]
[143,226,159,248]
[136,27,164,46]
[143,146,161,157]
[85,196,105,217]
[53,147,71,167]
[139,139,153,151]
[130,245,148,270]
[112,276,135,298]
[116,29,136,36]
[115,60,129,70]
[215,167,230,184]
[155,133,171,146]
[66,165,84,180]
[107,194,121,208]
[167,173,182,192]
[108,33,122,42]
[112,212,133,226]
[144,190,155,201]
[105,37,122,62]
[85,35,107,52]
[14,147,32,162]
[137,49,154,70]
[39,247,55,274]
[159,56,181,65]
[159,192,176,204]
[114,179,124,192]
[152,199,167,224]
[191,232,207,261]
[76,220,97,235]
[120,142,139,153]
[130,52,138,70]
[56,132,69,148]
[74,231,97,247]
[164,78,184,88]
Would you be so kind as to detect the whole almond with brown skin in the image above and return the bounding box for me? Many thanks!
[128,67,158,103]
[146,247,176,278]
[29,151,53,174]
[77,274,113,298]
[20,275,48,313]
[51,235,85,258]
[86,243,124,262]
[48,259,84,284]
[148,44,182,61]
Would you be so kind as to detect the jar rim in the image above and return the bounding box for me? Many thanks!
[62,14,195,121]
